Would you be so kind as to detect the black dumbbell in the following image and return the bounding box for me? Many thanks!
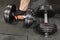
[35,5,57,37]
[23,9,36,28]
[3,4,17,24]
[3,4,36,27]
[35,5,55,18]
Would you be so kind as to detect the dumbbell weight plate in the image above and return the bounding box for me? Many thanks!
[35,5,55,18]
[36,23,57,36]
[23,17,34,28]
[23,8,35,28]
[4,4,16,24]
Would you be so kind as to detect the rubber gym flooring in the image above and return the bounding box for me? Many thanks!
[0,0,60,40]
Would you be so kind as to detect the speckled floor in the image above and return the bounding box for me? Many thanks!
[0,0,60,40]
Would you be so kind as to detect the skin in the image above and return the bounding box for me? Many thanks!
[15,0,30,20]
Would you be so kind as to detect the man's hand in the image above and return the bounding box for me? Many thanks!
[15,15,24,20]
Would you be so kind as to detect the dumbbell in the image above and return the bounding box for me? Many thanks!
[23,9,36,28]
[3,4,36,27]
[35,5,57,37]
[3,4,17,24]
[35,5,55,18]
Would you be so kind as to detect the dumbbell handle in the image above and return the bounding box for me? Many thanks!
[44,11,48,23]
[22,15,26,18]
[20,15,34,19]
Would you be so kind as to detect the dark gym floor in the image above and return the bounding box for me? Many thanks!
[0,0,60,40]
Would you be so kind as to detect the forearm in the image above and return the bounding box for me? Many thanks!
[19,0,30,11]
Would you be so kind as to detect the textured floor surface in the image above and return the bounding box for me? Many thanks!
[0,0,60,40]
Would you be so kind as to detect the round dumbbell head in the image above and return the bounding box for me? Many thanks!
[23,8,35,28]
[4,4,16,24]
[35,23,57,36]
[35,5,55,18]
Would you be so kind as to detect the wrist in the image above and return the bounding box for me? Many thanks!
[14,9,27,16]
